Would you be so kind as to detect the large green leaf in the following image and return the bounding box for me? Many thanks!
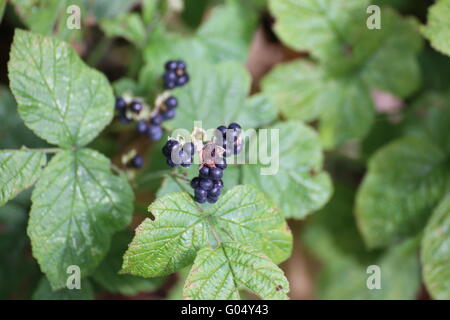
[121,185,292,278]
[92,231,165,296]
[0,149,46,207]
[8,29,114,148]
[263,8,422,147]
[356,136,450,248]
[183,242,289,300]
[100,13,147,47]
[28,149,134,289]
[422,0,450,57]
[32,277,94,300]
[242,121,332,219]
[165,61,276,132]
[269,0,369,61]
[303,184,421,299]
[422,193,450,299]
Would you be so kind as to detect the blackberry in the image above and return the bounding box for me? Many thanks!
[194,188,207,199]
[136,121,148,134]
[165,96,178,109]
[163,59,189,89]
[199,178,213,191]
[163,140,194,168]
[190,177,200,189]
[207,195,219,203]
[151,114,163,125]
[199,166,210,178]
[209,167,223,180]
[130,155,144,169]
[162,139,180,157]
[162,109,176,120]
[115,97,127,111]
[147,125,163,141]
[130,101,143,113]
[208,186,221,197]
[215,157,227,170]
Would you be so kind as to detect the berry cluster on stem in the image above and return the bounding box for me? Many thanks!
[114,59,190,142]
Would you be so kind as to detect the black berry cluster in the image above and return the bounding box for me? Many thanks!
[215,123,243,157]
[114,60,189,141]
[190,163,226,204]
[163,60,190,89]
[136,96,178,141]
[162,139,195,168]
[115,97,143,124]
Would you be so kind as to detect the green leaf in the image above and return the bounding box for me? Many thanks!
[356,136,450,248]
[0,0,6,24]
[422,193,450,299]
[0,149,46,207]
[183,242,289,300]
[269,0,369,61]
[263,8,422,147]
[0,86,47,149]
[8,29,114,148]
[303,184,421,299]
[165,61,277,131]
[242,121,332,219]
[32,277,94,300]
[100,13,147,47]
[422,0,450,57]
[317,238,421,300]
[92,231,165,296]
[28,148,134,289]
[121,185,292,278]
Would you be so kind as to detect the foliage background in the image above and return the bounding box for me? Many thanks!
[0,0,449,300]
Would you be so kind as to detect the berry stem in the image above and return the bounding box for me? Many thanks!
[2,147,62,153]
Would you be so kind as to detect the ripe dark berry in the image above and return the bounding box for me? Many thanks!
[165,60,178,71]
[136,121,148,134]
[195,195,207,203]
[118,110,131,124]
[190,177,200,189]
[194,188,207,199]
[130,101,143,113]
[151,114,163,125]
[183,142,195,155]
[207,195,219,203]
[209,186,221,197]
[115,97,127,110]
[213,180,224,190]
[176,60,187,70]
[216,159,227,170]
[162,109,176,120]
[209,167,223,180]
[177,74,189,86]
[199,178,213,191]
[130,155,144,169]
[228,122,241,131]
[162,140,179,157]
[147,125,163,141]
[165,96,178,109]
[199,166,210,178]
[165,80,176,89]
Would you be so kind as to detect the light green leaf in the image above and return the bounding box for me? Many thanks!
[269,0,369,61]
[28,148,134,289]
[100,13,147,47]
[263,8,422,147]
[318,238,421,300]
[356,136,450,248]
[422,0,450,57]
[92,231,165,296]
[122,185,292,278]
[183,242,289,300]
[0,149,46,207]
[242,121,332,219]
[32,277,94,300]
[303,184,421,299]
[422,193,450,300]
[166,61,276,131]
[8,29,114,148]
